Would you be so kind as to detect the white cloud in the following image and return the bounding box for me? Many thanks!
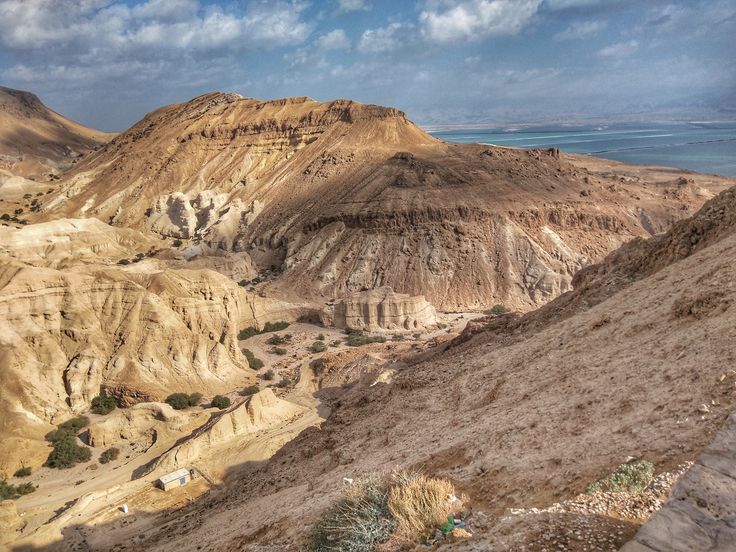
[0,0,312,52]
[357,22,411,53]
[597,39,639,58]
[315,29,351,50]
[419,0,542,43]
[554,20,606,40]
[337,0,369,11]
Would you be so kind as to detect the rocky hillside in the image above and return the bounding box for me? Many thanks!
[86,184,736,551]
[39,93,733,310]
[0,86,111,178]
[0,255,260,478]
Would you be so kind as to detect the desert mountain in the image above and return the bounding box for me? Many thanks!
[0,86,111,179]
[40,92,732,311]
[84,184,736,552]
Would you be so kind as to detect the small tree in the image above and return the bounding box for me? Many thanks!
[99,447,120,465]
[90,394,117,415]
[242,349,264,370]
[188,392,203,406]
[487,304,509,315]
[45,437,92,469]
[262,369,275,381]
[165,393,191,410]
[211,395,231,410]
[239,385,260,396]
[271,347,288,356]
[310,341,327,353]
[14,467,32,478]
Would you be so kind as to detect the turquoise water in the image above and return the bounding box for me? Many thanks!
[429,122,736,177]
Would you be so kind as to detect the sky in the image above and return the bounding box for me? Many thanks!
[0,0,734,132]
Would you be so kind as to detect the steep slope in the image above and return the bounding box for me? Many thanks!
[73,185,736,551]
[40,93,733,310]
[0,260,259,478]
[0,86,111,178]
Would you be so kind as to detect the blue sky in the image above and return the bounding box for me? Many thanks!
[1,0,734,131]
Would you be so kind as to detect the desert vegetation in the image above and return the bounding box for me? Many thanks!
[44,416,92,469]
[13,467,31,477]
[90,393,118,415]
[344,327,387,347]
[239,385,260,396]
[238,321,290,340]
[0,479,36,500]
[309,471,461,551]
[242,348,264,369]
[165,392,203,410]
[99,447,120,465]
[310,340,328,353]
[211,395,231,409]
[586,460,655,494]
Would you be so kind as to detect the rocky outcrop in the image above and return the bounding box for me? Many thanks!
[332,286,437,332]
[0,217,160,267]
[87,402,188,448]
[621,411,736,552]
[155,389,307,471]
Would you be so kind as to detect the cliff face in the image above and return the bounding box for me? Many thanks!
[37,93,731,311]
[332,286,437,332]
[0,260,258,477]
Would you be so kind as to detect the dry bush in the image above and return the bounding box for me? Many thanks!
[387,471,457,544]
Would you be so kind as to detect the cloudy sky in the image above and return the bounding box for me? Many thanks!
[1,0,734,131]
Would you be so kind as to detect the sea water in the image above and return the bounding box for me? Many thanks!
[429,122,736,177]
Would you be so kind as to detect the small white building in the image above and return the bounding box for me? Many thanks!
[157,468,191,491]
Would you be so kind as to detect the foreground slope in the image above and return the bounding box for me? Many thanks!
[40,92,732,310]
[0,86,110,178]
[60,186,736,551]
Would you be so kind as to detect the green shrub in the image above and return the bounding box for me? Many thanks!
[310,341,328,353]
[188,392,203,406]
[586,460,655,494]
[165,393,191,410]
[0,213,10,221]
[45,416,90,444]
[263,321,290,333]
[211,395,231,410]
[487,304,509,315]
[242,349,264,370]
[13,467,32,478]
[45,436,92,469]
[90,394,117,415]
[99,447,120,465]
[262,369,275,381]
[330,340,342,347]
[317,333,325,341]
[172,239,182,247]
[271,346,288,355]
[267,333,291,345]
[238,321,291,341]
[0,480,36,500]
[274,378,291,388]
[346,333,386,347]
[239,385,260,396]
[238,327,259,340]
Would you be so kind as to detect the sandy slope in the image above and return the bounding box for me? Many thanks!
[0,86,111,178]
